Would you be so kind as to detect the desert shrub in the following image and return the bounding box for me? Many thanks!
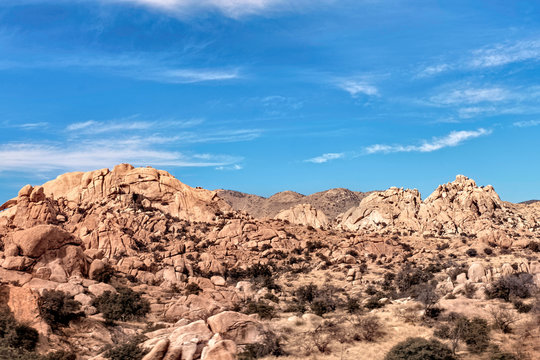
[104,336,147,360]
[92,263,115,283]
[489,307,518,334]
[185,282,202,295]
[512,300,532,313]
[489,350,518,360]
[417,284,440,311]
[464,283,476,299]
[365,285,378,295]
[295,283,318,303]
[93,287,150,322]
[396,265,433,294]
[466,248,478,257]
[526,241,540,252]
[461,317,490,353]
[484,248,493,255]
[0,309,39,352]
[42,351,77,360]
[365,296,384,310]
[346,296,361,313]
[485,274,535,301]
[244,300,276,320]
[306,240,325,251]
[238,331,284,359]
[350,315,384,342]
[384,337,456,360]
[311,296,336,316]
[39,290,82,329]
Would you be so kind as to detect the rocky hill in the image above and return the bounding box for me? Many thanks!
[339,175,540,242]
[216,187,371,220]
[0,165,538,360]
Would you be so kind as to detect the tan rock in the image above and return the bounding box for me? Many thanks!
[274,203,329,229]
[207,311,264,345]
[201,340,237,360]
[11,225,76,258]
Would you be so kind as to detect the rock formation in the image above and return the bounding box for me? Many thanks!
[339,175,540,241]
[274,203,329,229]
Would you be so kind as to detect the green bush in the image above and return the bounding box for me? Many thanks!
[244,300,276,319]
[93,287,150,322]
[461,317,490,353]
[92,263,115,284]
[384,337,456,360]
[396,265,433,293]
[104,337,147,360]
[0,309,39,352]
[38,290,82,329]
[485,274,534,301]
[238,331,284,359]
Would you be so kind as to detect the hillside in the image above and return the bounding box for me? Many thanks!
[0,165,538,360]
[216,187,372,221]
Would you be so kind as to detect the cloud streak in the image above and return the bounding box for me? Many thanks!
[305,152,344,163]
[470,39,540,68]
[338,80,378,97]
[0,142,240,173]
[430,87,508,105]
[513,119,540,128]
[365,128,491,154]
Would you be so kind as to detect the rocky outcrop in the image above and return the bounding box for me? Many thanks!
[274,203,329,229]
[1,164,230,224]
[339,175,540,239]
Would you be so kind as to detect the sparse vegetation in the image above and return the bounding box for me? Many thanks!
[384,337,457,360]
[38,290,82,329]
[93,287,150,322]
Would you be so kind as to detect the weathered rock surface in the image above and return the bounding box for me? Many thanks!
[274,203,329,229]
[339,175,540,240]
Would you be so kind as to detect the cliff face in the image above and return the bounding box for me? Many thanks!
[338,175,540,241]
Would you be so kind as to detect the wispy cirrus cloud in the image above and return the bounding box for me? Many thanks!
[337,80,379,98]
[365,128,491,154]
[513,119,540,128]
[0,0,329,18]
[0,52,241,84]
[0,142,241,173]
[470,39,540,68]
[418,38,540,77]
[305,152,344,163]
[430,87,509,106]
[66,117,203,133]
[417,63,451,78]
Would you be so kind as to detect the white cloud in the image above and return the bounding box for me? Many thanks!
[513,119,540,128]
[0,52,241,84]
[0,142,240,173]
[215,164,243,170]
[365,128,491,154]
[338,80,378,97]
[470,39,540,68]
[305,152,344,163]
[417,64,451,77]
[110,0,326,18]
[66,118,203,134]
[431,87,508,105]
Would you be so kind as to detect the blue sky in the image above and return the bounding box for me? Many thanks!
[0,0,539,203]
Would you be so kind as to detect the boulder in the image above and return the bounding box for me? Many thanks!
[207,311,264,345]
[11,225,76,258]
[88,283,116,297]
[468,263,485,282]
[201,340,237,360]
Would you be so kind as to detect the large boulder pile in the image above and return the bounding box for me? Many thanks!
[339,175,540,239]
[274,203,329,229]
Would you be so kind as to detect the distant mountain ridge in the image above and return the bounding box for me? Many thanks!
[216,188,374,221]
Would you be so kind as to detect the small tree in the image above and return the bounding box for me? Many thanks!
[39,290,82,329]
[384,337,456,360]
[93,287,150,322]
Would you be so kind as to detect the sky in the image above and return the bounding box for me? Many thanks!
[0,0,539,203]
